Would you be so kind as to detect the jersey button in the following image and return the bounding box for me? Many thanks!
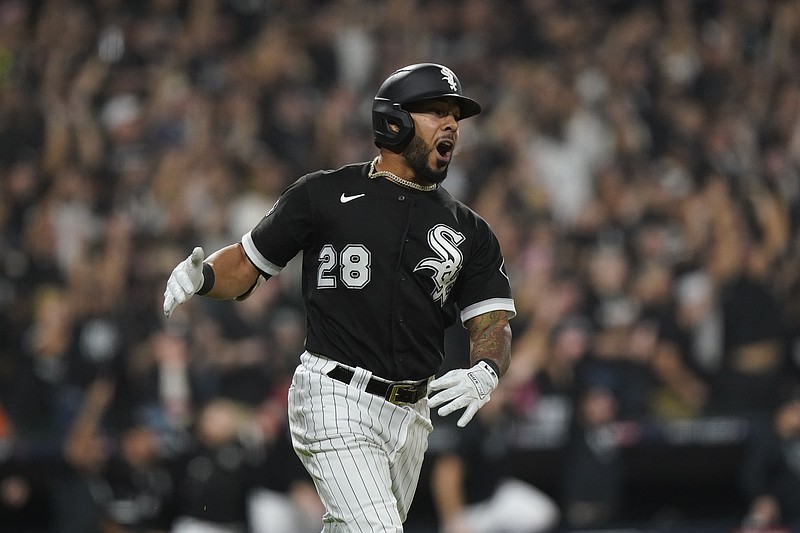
[398,195,405,201]
[400,276,406,282]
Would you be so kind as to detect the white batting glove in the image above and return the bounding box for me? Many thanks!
[163,247,205,318]
[428,361,499,427]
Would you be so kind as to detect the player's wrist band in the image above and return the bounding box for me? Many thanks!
[477,358,500,377]
[197,262,215,295]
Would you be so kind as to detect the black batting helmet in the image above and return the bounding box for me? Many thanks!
[372,63,482,150]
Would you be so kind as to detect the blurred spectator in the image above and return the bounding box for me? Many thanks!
[740,398,800,530]
[246,391,324,533]
[61,376,117,533]
[0,456,54,533]
[97,418,178,533]
[509,315,595,447]
[171,398,252,533]
[520,63,614,228]
[561,384,626,530]
[648,270,715,420]
[170,395,321,533]
[702,176,792,417]
[428,395,560,533]
[63,376,179,533]
[580,242,659,420]
[0,399,54,533]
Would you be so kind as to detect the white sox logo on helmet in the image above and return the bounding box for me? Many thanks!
[440,67,458,92]
[414,224,465,306]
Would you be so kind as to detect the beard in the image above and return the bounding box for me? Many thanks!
[403,134,448,185]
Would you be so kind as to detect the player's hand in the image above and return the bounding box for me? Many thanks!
[163,247,205,318]
[428,361,499,427]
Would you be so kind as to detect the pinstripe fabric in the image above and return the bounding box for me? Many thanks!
[288,352,433,532]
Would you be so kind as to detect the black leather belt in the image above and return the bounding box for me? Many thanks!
[327,365,429,405]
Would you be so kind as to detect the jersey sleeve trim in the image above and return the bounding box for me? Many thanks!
[460,298,517,324]
[242,230,284,276]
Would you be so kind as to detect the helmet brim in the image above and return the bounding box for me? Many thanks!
[402,94,482,120]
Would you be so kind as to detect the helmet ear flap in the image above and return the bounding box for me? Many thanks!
[372,100,414,151]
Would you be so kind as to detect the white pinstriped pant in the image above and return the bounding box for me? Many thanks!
[288,351,433,532]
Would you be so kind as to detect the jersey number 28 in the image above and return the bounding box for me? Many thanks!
[317,244,371,289]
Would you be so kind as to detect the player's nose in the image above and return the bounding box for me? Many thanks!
[442,113,458,131]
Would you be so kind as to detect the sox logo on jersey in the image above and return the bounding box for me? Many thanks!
[414,224,465,306]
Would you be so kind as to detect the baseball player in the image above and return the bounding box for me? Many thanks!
[163,63,516,532]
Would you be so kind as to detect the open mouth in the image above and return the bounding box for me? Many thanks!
[435,139,454,161]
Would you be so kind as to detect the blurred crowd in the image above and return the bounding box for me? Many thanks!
[1,0,800,531]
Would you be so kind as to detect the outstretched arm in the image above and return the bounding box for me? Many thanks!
[163,243,263,317]
[203,243,263,300]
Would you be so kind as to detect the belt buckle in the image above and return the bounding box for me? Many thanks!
[386,383,417,405]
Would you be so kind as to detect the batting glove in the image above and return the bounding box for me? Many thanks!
[163,247,205,318]
[428,361,499,427]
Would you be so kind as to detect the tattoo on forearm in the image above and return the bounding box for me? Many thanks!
[467,311,512,375]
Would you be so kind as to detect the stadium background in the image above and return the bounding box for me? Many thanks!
[1,0,799,531]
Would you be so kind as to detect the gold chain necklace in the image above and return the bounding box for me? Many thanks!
[368,157,438,192]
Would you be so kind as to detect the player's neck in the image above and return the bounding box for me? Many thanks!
[371,154,439,192]
[374,152,415,182]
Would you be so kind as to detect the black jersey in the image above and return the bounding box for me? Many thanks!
[242,161,516,380]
